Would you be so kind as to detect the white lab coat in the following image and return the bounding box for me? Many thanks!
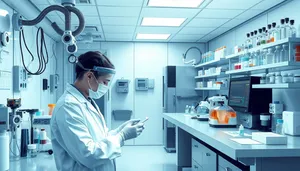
[50,84,122,171]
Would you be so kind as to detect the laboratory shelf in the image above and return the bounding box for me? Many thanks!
[195,87,224,91]
[195,58,228,69]
[252,83,300,89]
[226,61,300,75]
[226,37,300,60]
[194,73,226,79]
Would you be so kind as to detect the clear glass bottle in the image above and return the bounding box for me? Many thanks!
[257,29,262,46]
[285,18,290,38]
[241,53,250,69]
[281,44,289,62]
[249,52,254,67]
[267,24,272,43]
[245,33,250,49]
[282,73,289,83]
[255,50,261,66]
[261,27,267,45]
[272,22,279,42]
[280,19,286,40]
[276,21,282,41]
[266,48,275,64]
[249,32,254,49]
[275,72,282,84]
[274,46,281,63]
[185,105,190,114]
[269,73,275,84]
[253,30,258,48]
[276,119,284,135]
[260,74,267,84]
[289,73,294,83]
[289,20,297,38]
[261,49,268,65]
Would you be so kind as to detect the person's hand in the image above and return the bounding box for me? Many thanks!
[116,119,140,133]
[120,122,145,141]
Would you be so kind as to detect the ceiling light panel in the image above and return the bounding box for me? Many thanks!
[148,0,204,8]
[136,33,171,40]
[141,17,186,27]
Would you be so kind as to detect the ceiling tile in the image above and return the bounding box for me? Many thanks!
[105,33,133,39]
[136,27,180,34]
[206,0,262,9]
[199,34,218,42]
[197,9,244,19]
[72,16,101,25]
[76,6,98,16]
[236,9,264,20]
[74,0,96,6]
[172,34,204,40]
[187,18,230,27]
[179,27,215,35]
[210,27,231,35]
[101,17,138,26]
[141,7,201,18]
[98,6,141,17]
[169,39,198,43]
[30,0,50,5]
[251,0,285,10]
[103,26,136,34]
[97,0,144,7]
[222,18,247,28]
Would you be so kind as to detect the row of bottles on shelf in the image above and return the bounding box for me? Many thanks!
[200,46,226,64]
[235,18,297,54]
[233,44,300,70]
[259,72,299,85]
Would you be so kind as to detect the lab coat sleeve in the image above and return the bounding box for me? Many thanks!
[56,102,122,169]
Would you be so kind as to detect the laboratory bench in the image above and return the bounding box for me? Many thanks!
[163,113,300,171]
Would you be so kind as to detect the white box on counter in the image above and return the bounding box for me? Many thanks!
[252,132,287,145]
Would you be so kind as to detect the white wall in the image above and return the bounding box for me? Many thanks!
[208,0,300,111]
[0,1,57,113]
[59,41,205,145]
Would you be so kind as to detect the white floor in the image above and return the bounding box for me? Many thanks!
[9,146,190,171]
[117,146,178,171]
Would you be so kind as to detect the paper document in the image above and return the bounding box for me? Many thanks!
[231,138,261,145]
[223,131,252,137]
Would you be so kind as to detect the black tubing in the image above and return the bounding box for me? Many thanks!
[65,6,85,36]
[52,22,64,35]
[22,5,69,27]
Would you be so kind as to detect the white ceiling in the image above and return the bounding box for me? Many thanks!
[30,0,286,42]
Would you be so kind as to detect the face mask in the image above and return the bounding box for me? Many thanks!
[88,74,109,99]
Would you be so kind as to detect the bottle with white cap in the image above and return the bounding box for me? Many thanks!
[27,144,38,158]
[239,124,245,136]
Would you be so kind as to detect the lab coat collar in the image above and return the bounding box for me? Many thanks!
[66,83,88,104]
[66,84,104,122]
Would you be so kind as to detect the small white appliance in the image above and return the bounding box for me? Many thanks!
[283,111,300,136]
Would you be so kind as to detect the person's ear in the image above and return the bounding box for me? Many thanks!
[86,72,92,79]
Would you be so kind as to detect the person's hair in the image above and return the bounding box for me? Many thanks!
[75,51,115,80]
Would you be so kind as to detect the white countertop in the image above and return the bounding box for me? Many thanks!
[163,113,300,160]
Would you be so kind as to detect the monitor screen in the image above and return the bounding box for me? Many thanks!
[229,80,250,108]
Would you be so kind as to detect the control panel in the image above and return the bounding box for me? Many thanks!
[13,65,28,92]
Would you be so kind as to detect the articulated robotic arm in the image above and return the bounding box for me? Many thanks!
[12,0,85,54]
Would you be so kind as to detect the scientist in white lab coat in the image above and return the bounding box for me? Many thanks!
[50,51,145,171]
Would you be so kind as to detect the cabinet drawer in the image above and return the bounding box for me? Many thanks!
[192,139,203,164]
[202,146,217,171]
[218,156,242,171]
[192,160,203,171]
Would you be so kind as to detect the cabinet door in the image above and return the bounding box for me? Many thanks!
[202,146,217,171]
[218,156,243,171]
[192,139,203,165]
[192,160,203,171]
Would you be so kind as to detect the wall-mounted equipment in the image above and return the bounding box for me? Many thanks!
[43,79,48,91]
[135,78,149,91]
[12,0,85,55]
[135,78,155,91]
[50,74,59,93]
[13,66,28,92]
[116,79,129,93]
[0,9,10,48]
